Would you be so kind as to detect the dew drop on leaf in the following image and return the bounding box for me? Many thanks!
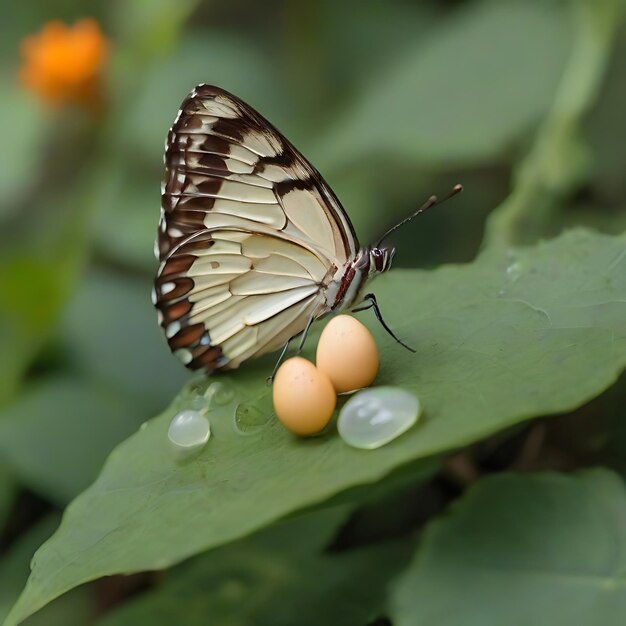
[168,410,210,452]
[338,387,421,449]
[234,394,272,435]
[205,381,235,406]
[189,394,207,412]
[506,261,523,282]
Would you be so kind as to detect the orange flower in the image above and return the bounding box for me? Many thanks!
[19,19,109,106]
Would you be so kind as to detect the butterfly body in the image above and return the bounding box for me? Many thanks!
[325,246,394,314]
[153,85,395,372]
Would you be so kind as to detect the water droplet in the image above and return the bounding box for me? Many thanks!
[234,397,272,435]
[188,380,206,395]
[505,261,523,283]
[205,381,235,406]
[168,410,210,453]
[338,387,421,450]
[189,394,207,412]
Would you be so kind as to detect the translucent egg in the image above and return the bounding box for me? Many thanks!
[338,387,420,449]
[316,315,379,393]
[168,410,211,452]
[273,357,336,436]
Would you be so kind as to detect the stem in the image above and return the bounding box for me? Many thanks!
[483,0,624,250]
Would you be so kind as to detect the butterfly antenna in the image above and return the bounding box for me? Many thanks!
[376,184,463,248]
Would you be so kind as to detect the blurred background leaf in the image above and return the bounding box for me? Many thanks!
[0,256,70,405]
[58,270,189,413]
[391,469,626,626]
[0,78,50,218]
[117,31,289,161]
[317,0,571,171]
[0,466,17,532]
[0,378,144,504]
[99,507,408,626]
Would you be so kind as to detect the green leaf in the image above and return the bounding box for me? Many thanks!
[0,377,144,504]
[99,506,408,626]
[119,31,291,161]
[6,228,626,625]
[0,464,16,531]
[390,469,626,626]
[0,516,92,626]
[321,0,438,95]
[0,77,49,218]
[318,0,571,170]
[60,270,189,415]
[111,0,199,58]
[0,256,68,406]
[91,165,158,272]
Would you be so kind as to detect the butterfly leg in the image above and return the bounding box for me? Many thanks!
[295,314,316,353]
[356,293,416,353]
[266,314,316,384]
[267,339,293,384]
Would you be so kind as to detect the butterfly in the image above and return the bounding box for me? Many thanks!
[153,84,461,373]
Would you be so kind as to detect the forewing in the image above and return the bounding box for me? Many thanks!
[156,84,358,264]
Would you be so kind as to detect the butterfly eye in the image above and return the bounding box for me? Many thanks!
[372,248,383,257]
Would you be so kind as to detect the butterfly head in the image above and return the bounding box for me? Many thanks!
[368,246,395,276]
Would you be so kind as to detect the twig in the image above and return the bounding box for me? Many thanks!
[483,0,625,250]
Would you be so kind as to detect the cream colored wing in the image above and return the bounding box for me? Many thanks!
[154,85,359,371]
[156,84,358,263]
[155,230,329,370]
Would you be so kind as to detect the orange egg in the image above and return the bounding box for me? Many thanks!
[316,315,379,393]
[273,357,336,436]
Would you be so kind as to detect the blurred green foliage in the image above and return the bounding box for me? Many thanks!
[392,470,626,626]
[1,0,626,624]
[98,506,410,626]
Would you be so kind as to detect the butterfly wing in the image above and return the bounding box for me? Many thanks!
[154,85,359,371]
